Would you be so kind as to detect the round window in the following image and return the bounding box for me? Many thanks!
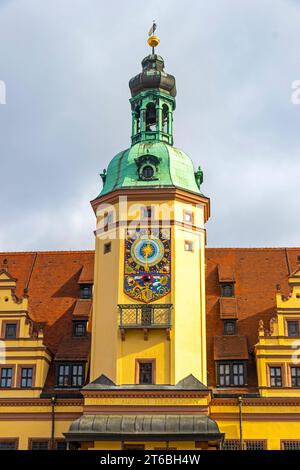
[141,165,154,180]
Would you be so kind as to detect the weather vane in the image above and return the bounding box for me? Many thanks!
[147,20,160,54]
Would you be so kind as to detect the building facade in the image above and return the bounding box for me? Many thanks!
[0,37,300,450]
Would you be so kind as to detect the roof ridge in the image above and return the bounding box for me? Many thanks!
[26,252,38,290]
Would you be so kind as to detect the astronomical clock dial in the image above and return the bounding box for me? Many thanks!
[130,235,164,270]
[124,229,171,303]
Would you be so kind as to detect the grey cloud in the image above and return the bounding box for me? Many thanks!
[0,0,299,251]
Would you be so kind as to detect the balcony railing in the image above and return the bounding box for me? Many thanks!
[131,131,172,146]
[118,304,172,330]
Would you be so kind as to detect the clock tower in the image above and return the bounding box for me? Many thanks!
[90,35,210,387]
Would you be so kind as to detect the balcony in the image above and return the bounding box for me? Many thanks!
[118,304,172,340]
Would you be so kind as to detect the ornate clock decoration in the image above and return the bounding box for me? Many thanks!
[124,228,171,303]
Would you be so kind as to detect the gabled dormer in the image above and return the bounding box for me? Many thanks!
[276,265,300,317]
[0,263,51,397]
[213,264,248,390]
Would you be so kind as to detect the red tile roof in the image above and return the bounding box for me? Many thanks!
[206,247,300,388]
[78,261,94,284]
[0,247,299,393]
[0,250,94,356]
[73,300,92,318]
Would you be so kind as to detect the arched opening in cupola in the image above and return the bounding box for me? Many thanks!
[135,105,141,134]
[162,104,169,134]
[145,102,157,132]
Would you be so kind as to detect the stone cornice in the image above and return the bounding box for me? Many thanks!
[0,398,83,407]
[82,385,211,398]
[91,187,210,222]
[83,391,210,399]
[211,397,300,406]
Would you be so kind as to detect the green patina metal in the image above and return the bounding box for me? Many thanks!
[99,141,202,196]
[130,89,175,146]
[97,53,204,198]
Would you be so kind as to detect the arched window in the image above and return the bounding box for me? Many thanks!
[162,104,169,133]
[146,102,156,132]
[135,105,141,133]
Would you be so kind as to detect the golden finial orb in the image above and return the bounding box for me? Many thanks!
[148,21,159,51]
[147,35,160,49]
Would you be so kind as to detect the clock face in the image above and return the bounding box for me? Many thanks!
[131,236,164,269]
[124,229,171,303]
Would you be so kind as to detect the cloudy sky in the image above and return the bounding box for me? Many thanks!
[0,0,299,251]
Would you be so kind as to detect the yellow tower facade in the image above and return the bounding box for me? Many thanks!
[89,36,210,388]
[90,190,210,386]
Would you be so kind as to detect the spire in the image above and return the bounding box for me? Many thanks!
[147,20,160,54]
[128,26,176,146]
[93,29,206,200]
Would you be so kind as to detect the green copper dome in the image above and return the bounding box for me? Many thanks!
[99,141,202,196]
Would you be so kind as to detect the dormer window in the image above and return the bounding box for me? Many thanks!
[221,283,234,298]
[73,321,87,337]
[139,163,157,181]
[80,285,92,300]
[222,320,237,336]
[142,165,154,180]
[56,363,85,388]
[135,155,160,182]
[217,362,246,387]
